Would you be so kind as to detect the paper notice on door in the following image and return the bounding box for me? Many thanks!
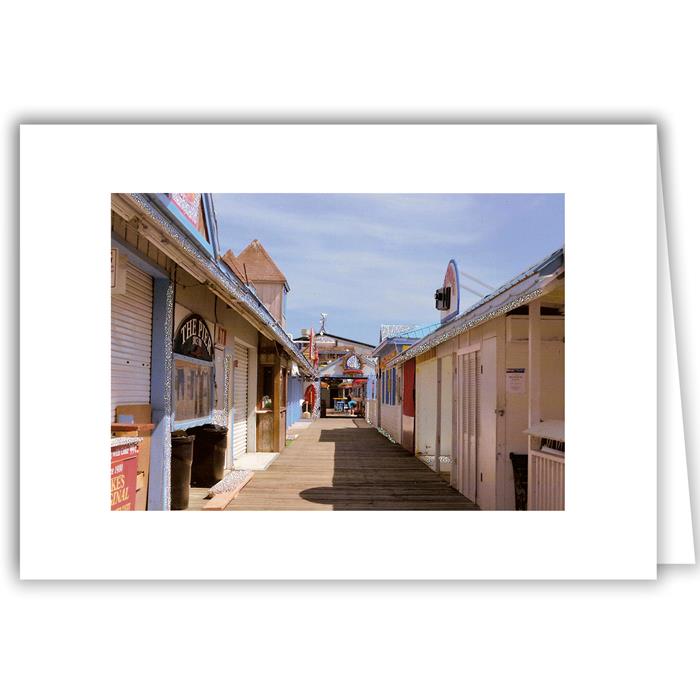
[506,368,526,394]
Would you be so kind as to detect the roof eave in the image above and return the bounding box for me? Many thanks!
[123,194,315,377]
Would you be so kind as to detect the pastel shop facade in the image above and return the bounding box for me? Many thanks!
[386,250,565,511]
[374,334,417,446]
[111,193,314,510]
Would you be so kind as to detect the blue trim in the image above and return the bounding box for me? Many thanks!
[286,375,304,427]
[147,278,173,511]
[202,194,220,259]
[150,194,215,258]
[111,236,169,280]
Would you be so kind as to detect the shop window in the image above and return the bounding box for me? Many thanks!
[172,313,215,427]
[173,357,213,422]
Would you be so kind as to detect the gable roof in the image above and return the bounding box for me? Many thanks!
[318,350,377,378]
[293,332,374,348]
[237,239,288,287]
[220,250,248,282]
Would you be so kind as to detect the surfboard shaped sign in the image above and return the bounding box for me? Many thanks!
[435,259,460,323]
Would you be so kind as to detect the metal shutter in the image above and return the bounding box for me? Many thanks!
[233,342,249,459]
[111,261,153,420]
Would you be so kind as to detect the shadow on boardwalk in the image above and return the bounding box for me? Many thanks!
[229,417,477,510]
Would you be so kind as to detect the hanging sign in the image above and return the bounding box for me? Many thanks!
[174,314,214,362]
[345,354,362,373]
[437,259,460,323]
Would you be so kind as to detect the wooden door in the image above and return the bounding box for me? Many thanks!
[477,337,498,509]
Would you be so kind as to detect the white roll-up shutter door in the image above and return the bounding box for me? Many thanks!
[233,342,249,459]
[111,261,153,420]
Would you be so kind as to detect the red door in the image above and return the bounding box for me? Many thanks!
[401,358,416,452]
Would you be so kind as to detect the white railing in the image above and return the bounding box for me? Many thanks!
[528,449,565,510]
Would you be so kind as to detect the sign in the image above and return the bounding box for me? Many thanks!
[308,328,318,367]
[344,354,362,373]
[169,193,202,227]
[111,248,127,295]
[438,259,460,323]
[506,368,527,394]
[174,314,214,362]
[215,324,227,348]
[111,442,139,510]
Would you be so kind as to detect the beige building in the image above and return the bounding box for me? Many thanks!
[386,250,565,511]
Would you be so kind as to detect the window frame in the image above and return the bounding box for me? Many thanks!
[171,352,216,430]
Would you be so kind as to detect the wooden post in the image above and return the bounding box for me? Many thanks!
[528,300,541,428]
[273,354,282,451]
[451,351,459,489]
[435,357,442,473]
[527,300,541,511]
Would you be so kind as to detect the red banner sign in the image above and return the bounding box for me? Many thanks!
[111,443,139,511]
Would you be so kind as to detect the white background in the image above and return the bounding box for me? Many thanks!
[4,2,698,699]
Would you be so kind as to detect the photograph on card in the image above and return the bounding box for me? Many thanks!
[111,193,564,512]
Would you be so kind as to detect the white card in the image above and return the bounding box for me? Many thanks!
[20,125,661,579]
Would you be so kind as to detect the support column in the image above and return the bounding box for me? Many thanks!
[435,357,442,473]
[527,300,541,511]
[148,278,174,511]
[528,300,542,429]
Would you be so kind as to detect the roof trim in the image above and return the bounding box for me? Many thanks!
[126,194,315,377]
[294,332,375,347]
[373,336,419,357]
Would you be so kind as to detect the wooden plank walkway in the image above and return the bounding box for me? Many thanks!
[227,417,478,510]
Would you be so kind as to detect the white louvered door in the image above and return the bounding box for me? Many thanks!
[459,350,480,502]
[111,261,153,419]
[233,342,249,459]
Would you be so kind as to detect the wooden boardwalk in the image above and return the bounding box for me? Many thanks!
[227,417,478,510]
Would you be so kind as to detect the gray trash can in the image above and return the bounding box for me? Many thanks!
[171,431,195,510]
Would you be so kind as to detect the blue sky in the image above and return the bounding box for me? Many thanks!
[213,194,564,344]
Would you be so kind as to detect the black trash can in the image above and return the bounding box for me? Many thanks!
[509,452,528,511]
[320,399,327,418]
[171,431,195,510]
[187,424,228,487]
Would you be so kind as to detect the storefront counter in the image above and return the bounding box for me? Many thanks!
[256,409,274,452]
